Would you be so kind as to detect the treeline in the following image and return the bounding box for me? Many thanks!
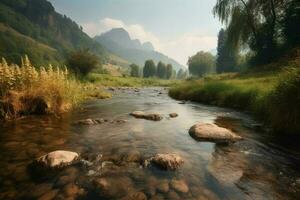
[130,60,188,79]
[187,0,299,77]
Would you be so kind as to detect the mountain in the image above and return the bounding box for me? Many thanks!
[94,28,185,71]
[0,0,128,67]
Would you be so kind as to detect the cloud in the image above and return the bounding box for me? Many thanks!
[82,18,217,66]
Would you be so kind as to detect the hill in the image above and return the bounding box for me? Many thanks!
[94,28,186,71]
[0,0,128,67]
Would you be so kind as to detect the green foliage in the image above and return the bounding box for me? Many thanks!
[86,73,180,87]
[188,51,215,76]
[143,60,156,78]
[213,0,297,66]
[130,63,140,77]
[268,67,300,134]
[169,67,300,134]
[0,0,107,66]
[177,69,188,79]
[67,50,99,76]
[216,28,238,73]
[157,61,167,79]
[166,64,173,79]
[282,0,300,47]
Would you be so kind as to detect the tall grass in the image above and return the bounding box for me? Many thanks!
[169,70,300,134]
[0,56,84,119]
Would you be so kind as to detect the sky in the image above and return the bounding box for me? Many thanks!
[49,0,222,66]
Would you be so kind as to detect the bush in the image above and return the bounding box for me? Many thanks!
[0,56,83,119]
[67,50,99,76]
[268,67,300,134]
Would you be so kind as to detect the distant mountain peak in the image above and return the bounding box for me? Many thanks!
[94,28,185,71]
[97,28,155,51]
[142,42,154,51]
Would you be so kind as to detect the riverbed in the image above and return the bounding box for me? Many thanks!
[0,88,299,200]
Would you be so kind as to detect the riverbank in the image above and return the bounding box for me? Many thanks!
[0,57,110,120]
[86,73,180,87]
[169,67,300,134]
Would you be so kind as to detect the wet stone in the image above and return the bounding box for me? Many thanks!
[120,191,147,200]
[170,179,189,193]
[167,190,181,200]
[35,150,79,168]
[130,111,163,121]
[144,153,184,170]
[169,113,178,118]
[189,123,243,143]
[156,179,170,193]
[31,183,53,198]
[150,194,165,200]
[37,189,59,200]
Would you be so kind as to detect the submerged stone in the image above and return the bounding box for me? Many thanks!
[144,153,184,170]
[130,111,163,121]
[169,113,178,118]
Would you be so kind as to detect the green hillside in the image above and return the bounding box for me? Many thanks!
[0,0,128,67]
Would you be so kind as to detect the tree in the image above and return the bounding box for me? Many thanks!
[130,64,140,77]
[166,64,173,79]
[143,60,156,78]
[67,49,99,76]
[177,69,188,79]
[213,0,288,65]
[282,0,300,47]
[157,61,167,79]
[188,51,215,77]
[216,28,238,73]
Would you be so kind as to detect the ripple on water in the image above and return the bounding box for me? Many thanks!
[0,88,299,200]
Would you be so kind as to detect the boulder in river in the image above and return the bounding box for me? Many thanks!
[169,113,178,118]
[189,123,243,143]
[144,153,184,170]
[75,118,97,125]
[35,150,79,168]
[130,111,162,121]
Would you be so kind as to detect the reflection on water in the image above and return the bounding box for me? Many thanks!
[0,88,299,200]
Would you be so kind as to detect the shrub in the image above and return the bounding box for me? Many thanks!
[268,67,300,134]
[67,50,99,76]
[0,55,83,119]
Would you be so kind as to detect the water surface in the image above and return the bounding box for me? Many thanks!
[0,88,299,200]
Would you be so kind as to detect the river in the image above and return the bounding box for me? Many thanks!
[0,88,299,200]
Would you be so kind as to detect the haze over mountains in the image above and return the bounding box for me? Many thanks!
[94,28,186,71]
[0,0,185,71]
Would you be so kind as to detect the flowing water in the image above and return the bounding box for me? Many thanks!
[0,88,299,200]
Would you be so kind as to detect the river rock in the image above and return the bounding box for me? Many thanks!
[156,179,170,193]
[35,150,79,168]
[75,118,97,125]
[37,189,59,200]
[144,153,184,170]
[170,179,189,193]
[130,111,163,121]
[169,113,178,118]
[120,192,147,200]
[189,123,242,143]
[93,176,134,198]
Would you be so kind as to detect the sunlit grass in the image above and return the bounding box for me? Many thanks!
[169,69,300,134]
[86,73,181,87]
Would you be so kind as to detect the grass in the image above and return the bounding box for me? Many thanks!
[169,68,300,134]
[0,56,109,120]
[86,73,181,87]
